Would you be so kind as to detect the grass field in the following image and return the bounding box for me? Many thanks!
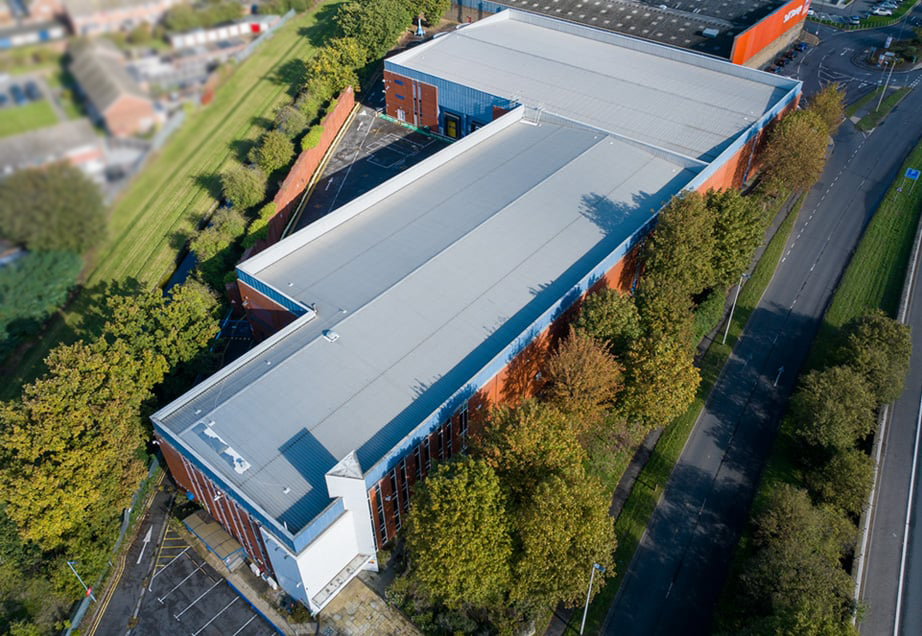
[581,194,803,633]
[0,1,343,397]
[0,100,58,138]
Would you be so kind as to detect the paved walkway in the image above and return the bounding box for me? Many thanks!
[318,577,419,636]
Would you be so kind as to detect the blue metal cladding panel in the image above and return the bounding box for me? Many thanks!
[237,269,307,317]
[383,62,519,131]
[454,0,507,13]
[290,499,345,553]
[362,223,653,489]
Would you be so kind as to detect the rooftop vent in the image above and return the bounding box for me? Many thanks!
[322,330,340,343]
[702,27,720,38]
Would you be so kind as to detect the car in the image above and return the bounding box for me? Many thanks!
[767,64,779,73]
[23,81,40,101]
[795,41,809,51]
[849,15,861,24]
[9,84,25,105]
[872,8,893,15]
[775,57,787,67]
[0,93,7,107]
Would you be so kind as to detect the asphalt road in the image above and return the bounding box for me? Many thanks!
[602,23,922,636]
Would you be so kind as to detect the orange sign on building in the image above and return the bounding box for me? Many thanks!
[730,0,810,65]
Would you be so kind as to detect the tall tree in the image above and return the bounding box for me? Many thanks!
[643,191,716,298]
[806,83,846,135]
[573,287,642,358]
[303,37,367,99]
[0,164,105,253]
[619,334,699,429]
[407,0,450,24]
[544,328,622,426]
[474,401,586,505]
[790,365,877,449]
[741,485,856,630]
[335,0,410,60]
[100,280,219,368]
[404,457,512,609]
[805,448,875,517]
[221,163,267,210]
[0,340,165,549]
[760,109,828,194]
[251,130,295,175]
[839,310,912,404]
[708,188,767,287]
[511,472,615,608]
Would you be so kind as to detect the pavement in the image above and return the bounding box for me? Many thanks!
[601,20,922,636]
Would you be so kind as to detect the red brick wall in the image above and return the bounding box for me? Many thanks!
[159,436,275,578]
[265,87,356,245]
[236,280,298,340]
[383,70,438,130]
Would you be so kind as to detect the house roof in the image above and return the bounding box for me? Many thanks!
[69,38,150,114]
[0,118,100,173]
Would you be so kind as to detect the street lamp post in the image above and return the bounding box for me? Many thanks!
[66,561,97,602]
[580,563,605,635]
[722,272,750,345]
[876,57,897,112]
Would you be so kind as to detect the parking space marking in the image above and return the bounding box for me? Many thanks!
[158,559,206,602]
[191,596,239,635]
[150,546,191,591]
[175,579,222,620]
[231,615,259,636]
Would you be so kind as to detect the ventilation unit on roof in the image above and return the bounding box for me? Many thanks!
[702,28,720,38]
[322,329,340,343]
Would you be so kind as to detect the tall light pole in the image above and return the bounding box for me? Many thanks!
[876,57,897,112]
[580,563,605,634]
[67,561,97,602]
[722,272,750,345]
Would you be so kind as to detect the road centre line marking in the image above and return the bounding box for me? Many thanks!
[175,579,222,620]
[191,596,239,635]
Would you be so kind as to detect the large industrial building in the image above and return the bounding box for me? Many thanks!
[454,0,811,68]
[153,10,800,614]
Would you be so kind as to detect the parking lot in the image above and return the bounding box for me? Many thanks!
[136,525,278,636]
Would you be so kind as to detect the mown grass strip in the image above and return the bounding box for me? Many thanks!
[581,195,803,633]
[845,87,883,118]
[0,1,343,398]
[0,100,58,138]
[856,86,912,132]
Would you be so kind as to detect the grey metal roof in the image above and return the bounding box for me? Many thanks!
[387,10,797,161]
[69,39,150,114]
[0,118,100,172]
[153,111,700,535]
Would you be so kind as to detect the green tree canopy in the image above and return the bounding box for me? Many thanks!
[790,365,877,449]
[619,334,699,429]
[760,109,828,194]
[275,104,308,138]
[0,163,105,253]
[805,448,875,517]
[643,191,715,298]
[251,129,295,175]
[100,280,219,368]
[511,473,615,608]
[806,83,846,136]
[335,0,410,60]
[742,485,856,630]
[708,188,767,287]
[543,328,622,426]
[221,163,267,210]
[573,286,642,358]
[634,274,695,343]
[0,251,82,351]
[407,0,450,24]
[839,309,911,404]
[404,457,512,609]
[0,340,165,550]
[474,400,586,505]
[304,37,366,100]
